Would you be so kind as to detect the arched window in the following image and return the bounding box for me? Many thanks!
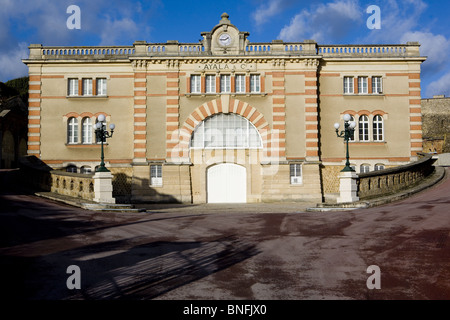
[373,115,384,141]
[82,117,93,144]
[190,113,262,149]
[358,115,369,141]
[80,166,92,174]
[67,117,78,144]
[66,165,77,173]
[349,115,355,141]
[360,164,370,173]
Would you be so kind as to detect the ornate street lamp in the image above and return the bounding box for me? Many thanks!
[94,114,115,172]
[334,114,356,172]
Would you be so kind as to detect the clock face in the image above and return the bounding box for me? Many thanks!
[219,33,232,46]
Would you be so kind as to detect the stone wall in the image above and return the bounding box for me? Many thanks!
[422,96,450,153]
[50,171,94,200]
[357,153,435,199]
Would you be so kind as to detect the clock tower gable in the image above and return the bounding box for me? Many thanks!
[201,12,249,55]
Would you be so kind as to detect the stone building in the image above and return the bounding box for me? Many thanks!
[0,88,28,169]
[422,95,450,154]
[22,13,426,203]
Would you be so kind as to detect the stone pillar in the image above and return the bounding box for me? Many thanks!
[93,171,116,204]
[337,171,359,203]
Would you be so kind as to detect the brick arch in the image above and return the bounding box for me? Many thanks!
[167,97,271,161]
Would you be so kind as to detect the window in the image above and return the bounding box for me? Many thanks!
[82,117,93,144]
[150,165,162,186]
[373,115,384,141]
[235,74,246,93]
[66,165,77,173]
[190,75,201,93]
[96,78,107,96]
[250,74,260,93]
[372,76,382,94]
[68,78,78,96]
[290,164,302,185]
[358,77,368,94]
[220,74,231,93]
[343,76,354,94]
[360,164,370,173]
[82,78,92,96]
[206,75,216,93]
[81,166,92,174]
[67,117,78,144]
[190,113,263,149]
[374,164,385,171]
[349,115,356,141]
[358,115,369,141]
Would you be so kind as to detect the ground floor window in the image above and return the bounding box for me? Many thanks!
[150,165,163,186]
[290,163,302,184]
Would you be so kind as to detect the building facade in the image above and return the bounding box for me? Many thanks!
[23,13,426,203]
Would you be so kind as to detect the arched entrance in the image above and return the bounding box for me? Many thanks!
[207,163,246,203]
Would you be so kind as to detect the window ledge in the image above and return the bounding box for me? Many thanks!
[66,143,108,147]
[348,141,386,145]
[343,93,385,97]
[67,95,109,99]
[186,92,266,97]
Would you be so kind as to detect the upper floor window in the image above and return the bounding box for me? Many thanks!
[373,115,384,141]
[206,75,216,93]
[68,78,78,96]
[358,115,369,141]
[348,115,356,141]
[190,75,201,93]
[358,77,368,94]
[220,74,231,93]
[374,164,385,171]
[235,74,246,93]
[96,78,107,96]
[344,76,354,94]
[372,76,382,94]
[82,117,93,144]
[250,74,260,93]
[82,78,92,96]
[67,117,78,144]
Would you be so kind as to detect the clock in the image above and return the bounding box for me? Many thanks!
[219,33,232,46]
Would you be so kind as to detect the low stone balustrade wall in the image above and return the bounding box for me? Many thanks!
[50,171,95,201]
[357,154,435,199]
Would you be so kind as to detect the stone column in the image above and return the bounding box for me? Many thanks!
[93,171,116,204]
[337,171,359,203]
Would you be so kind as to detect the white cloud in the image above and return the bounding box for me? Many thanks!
[364,0,428,43]
[400,31,450,75]
[0,42,29,82]
[252,0,288,27]
[426,72,450,98]
[278,0,362,42]
[98,17,140,46]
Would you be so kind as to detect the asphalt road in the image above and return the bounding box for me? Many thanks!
[0,169,449,300]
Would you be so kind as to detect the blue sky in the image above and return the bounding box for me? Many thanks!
[1,0,449,98]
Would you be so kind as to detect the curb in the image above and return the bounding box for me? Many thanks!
[35,192,143,213]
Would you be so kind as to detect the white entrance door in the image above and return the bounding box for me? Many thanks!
[207,163,246,203]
